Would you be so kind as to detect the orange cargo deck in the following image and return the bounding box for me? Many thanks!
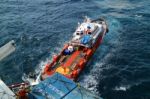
[63,50,81,68]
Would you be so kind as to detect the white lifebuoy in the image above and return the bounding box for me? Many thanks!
[68,46,74,52]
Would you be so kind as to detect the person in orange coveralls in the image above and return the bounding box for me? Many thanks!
[17,85,29,99]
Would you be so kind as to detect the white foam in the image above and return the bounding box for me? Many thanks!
[114,85,130,91]
[80,75,99,94]
[22,57,51,85]
[135,14,143,18]
[78,17,122,95]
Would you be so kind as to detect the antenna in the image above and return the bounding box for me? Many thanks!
[45,2,49,33]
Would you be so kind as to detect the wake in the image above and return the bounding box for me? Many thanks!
[78,17,122,94]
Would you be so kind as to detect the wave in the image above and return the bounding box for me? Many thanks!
[78,17,122,94]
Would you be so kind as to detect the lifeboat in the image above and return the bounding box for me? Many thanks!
[41,17,108,81]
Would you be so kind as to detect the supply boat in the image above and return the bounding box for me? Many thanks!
[0,40,104,99]
[41,17,108,81]
[0,17,108,99]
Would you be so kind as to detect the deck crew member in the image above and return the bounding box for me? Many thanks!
[17,85,28,99]
[64,45,74,55]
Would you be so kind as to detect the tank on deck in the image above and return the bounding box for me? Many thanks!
[29,73,103,99]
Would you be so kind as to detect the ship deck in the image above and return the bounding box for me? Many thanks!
[52,49,84,74]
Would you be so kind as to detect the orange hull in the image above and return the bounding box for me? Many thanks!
[41,18,108,81]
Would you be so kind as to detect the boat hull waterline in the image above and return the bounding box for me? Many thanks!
[38,17,108,82]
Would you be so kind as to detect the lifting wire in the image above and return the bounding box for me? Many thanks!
[45,1,49,34]
[17,0,24,74]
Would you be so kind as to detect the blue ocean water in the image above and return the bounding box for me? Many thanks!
[0,0,150,99]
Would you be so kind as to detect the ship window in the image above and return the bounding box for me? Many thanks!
[76,33,79,35]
